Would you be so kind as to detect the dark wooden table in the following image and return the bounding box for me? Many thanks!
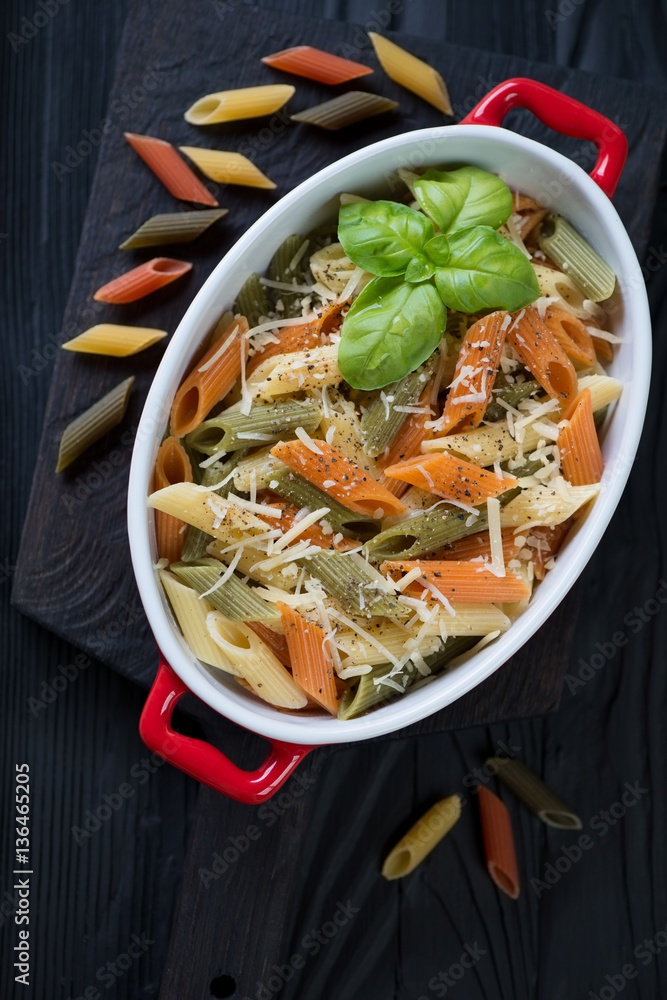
[2,2,667,999]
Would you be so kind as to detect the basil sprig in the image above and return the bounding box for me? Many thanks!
[336,165,539,390]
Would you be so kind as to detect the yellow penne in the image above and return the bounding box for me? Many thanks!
[248,344,342,398]
[232,448,286,492]
[206,538,299,591]
[532,264,606,322]
[501,482,600,529]
[318,394,379,479]
[206,612,307,708]
[62,324,167,357]
[576,374,622,412]
[159,570,242,675]
[179,148,276,189]
[382,795,461,879]
[368,33,452,114]
[423,425,517,465]
[184,85,295,125]
[148,483,269,540]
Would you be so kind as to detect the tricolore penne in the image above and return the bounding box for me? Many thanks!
[62,325,167,357]
[119,210,227,249]
[261,46,373,85]
[93,259,192,303]
[179,148,275,189]
[291,91,398,130]
[368,32,452,114]
[124,132,218,206]
[148,162,622,720]
[382,795,461,879]
[184,85,295,125]
[56,376,134,473]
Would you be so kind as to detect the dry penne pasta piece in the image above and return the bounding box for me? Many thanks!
[477,786,520,899]
[56,376,134,473]
[538,214,616,302]
[382,795,461,880]
[153,437,193,562]
[384,452,516,506]
[271,439,406,518]
[506,307,578,405]
[279,603,338,715]
[148,483,270,541]
[438,311,509,433]
[262,45,373,85]
[179,147,276,190]
[185,85,295,125]
[124,132,218,206]
[291,91,398,130]
[159,569,242,674]
[206,612,307,708]
[368,32,452,114]
[500,482,600,529]
[558,388,604,485]
[381,560,532,603]
[487,757,582,829]
[120,209,227,249]
[542,306,596,366]
[170,317,249,437]
[62,325,167,357]
[93,259,192,304]
[249,344,342,398]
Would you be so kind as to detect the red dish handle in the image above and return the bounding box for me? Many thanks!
[461,77,628,199]
[139,654,315,804]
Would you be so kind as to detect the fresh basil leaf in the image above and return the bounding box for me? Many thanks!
[404,255,435,283]
[338,276,445,390]
[423,234,450,266]
[414,166,513,233]
[434,226,540,313]
[338,200,435,277]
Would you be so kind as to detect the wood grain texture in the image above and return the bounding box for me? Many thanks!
[3,1,667,999]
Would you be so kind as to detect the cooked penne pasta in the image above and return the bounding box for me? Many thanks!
[477,786,520,899]
[119,209,227,249]
[170,317,249,438]
[93,259,192,303]
[368,32,452,114]
[56,376,134,473]
[206,612,307,707]
[179,147,275,190]
[271,439,406,518]
[506,307,578,405]
[279,603,338,714]
[384,452,516,506]
[382,795,461,879]
[558,388,604,485]
[538,214,616,302]
[62,325,167,357]
[124,132,218,206]
[262,46,373,85]
[291,91,399,130]
[159,569,242,674]
[153,437,193,562]
[184,85,295,125]
[487,757,582,829]
[148,162,621,719]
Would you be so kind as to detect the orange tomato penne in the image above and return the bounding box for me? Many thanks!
[506,307,578,405]
[153,437,193,562]
[124,132,218,206]
[259,499,358,551]
[478,786,520,899]
[261,46,373,85]
[592,335,614,361]
[438,311,508,434]
[384,452,515,506]
[278,603,339,715]
[246,621,292,668]
[247,299,348,375]
[376,384,435,499]
[542,306,596,366]
[381,560,531,603]
[170,317,249,438]
[270,440,406,518]
[558,387,603,486]
[523,520,572,580]
[93,258,192,304]
[433,527,521,563]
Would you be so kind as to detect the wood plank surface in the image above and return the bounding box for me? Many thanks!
[3,2,667,999]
